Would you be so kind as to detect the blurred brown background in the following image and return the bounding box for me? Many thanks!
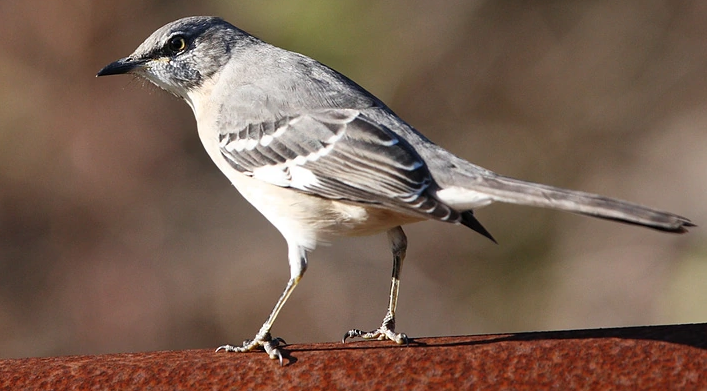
[0,1,705,359]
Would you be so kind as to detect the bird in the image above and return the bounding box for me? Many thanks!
[97,16,693,364]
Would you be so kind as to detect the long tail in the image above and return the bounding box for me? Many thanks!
[442,174,694,233]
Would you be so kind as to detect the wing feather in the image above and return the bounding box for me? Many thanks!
[218,109,459,222]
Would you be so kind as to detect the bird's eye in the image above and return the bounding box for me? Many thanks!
[166,35,187,54]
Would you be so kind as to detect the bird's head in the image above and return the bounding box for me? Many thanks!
[97,16,248,99]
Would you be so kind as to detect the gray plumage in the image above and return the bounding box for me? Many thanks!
[97,16,693,363]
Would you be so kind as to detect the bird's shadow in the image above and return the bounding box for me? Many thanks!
[277,323,707,365]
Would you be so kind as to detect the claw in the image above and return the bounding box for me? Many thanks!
[341,330,359,343]
[274,337,287,345]
[215,333,287,366]
[215,344,238,353]
[342,325,409,345]
[263,339,284,366]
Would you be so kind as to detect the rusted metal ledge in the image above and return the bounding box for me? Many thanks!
[2,323,706,390]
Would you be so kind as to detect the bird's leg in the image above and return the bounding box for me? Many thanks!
[217,244,308,365]
[343,226,409,344]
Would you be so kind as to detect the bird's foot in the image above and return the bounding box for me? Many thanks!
[216,332,286,365]
[342,320,409,345]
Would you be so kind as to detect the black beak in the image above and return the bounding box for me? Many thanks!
[96,57,145,77]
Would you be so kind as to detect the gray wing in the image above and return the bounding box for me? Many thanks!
[217,108,459,222]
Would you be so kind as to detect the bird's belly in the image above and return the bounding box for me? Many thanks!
[323,201,425,237]
[226,168,422,246]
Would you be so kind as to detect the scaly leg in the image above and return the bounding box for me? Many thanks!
[343,226,409,344]
[217,244,308,365]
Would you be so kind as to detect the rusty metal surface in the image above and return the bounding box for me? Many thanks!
[2,323,706,390]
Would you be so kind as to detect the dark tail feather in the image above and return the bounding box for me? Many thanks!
[461,211,497,244]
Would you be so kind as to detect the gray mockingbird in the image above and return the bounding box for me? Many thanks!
[97,16,693,364]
